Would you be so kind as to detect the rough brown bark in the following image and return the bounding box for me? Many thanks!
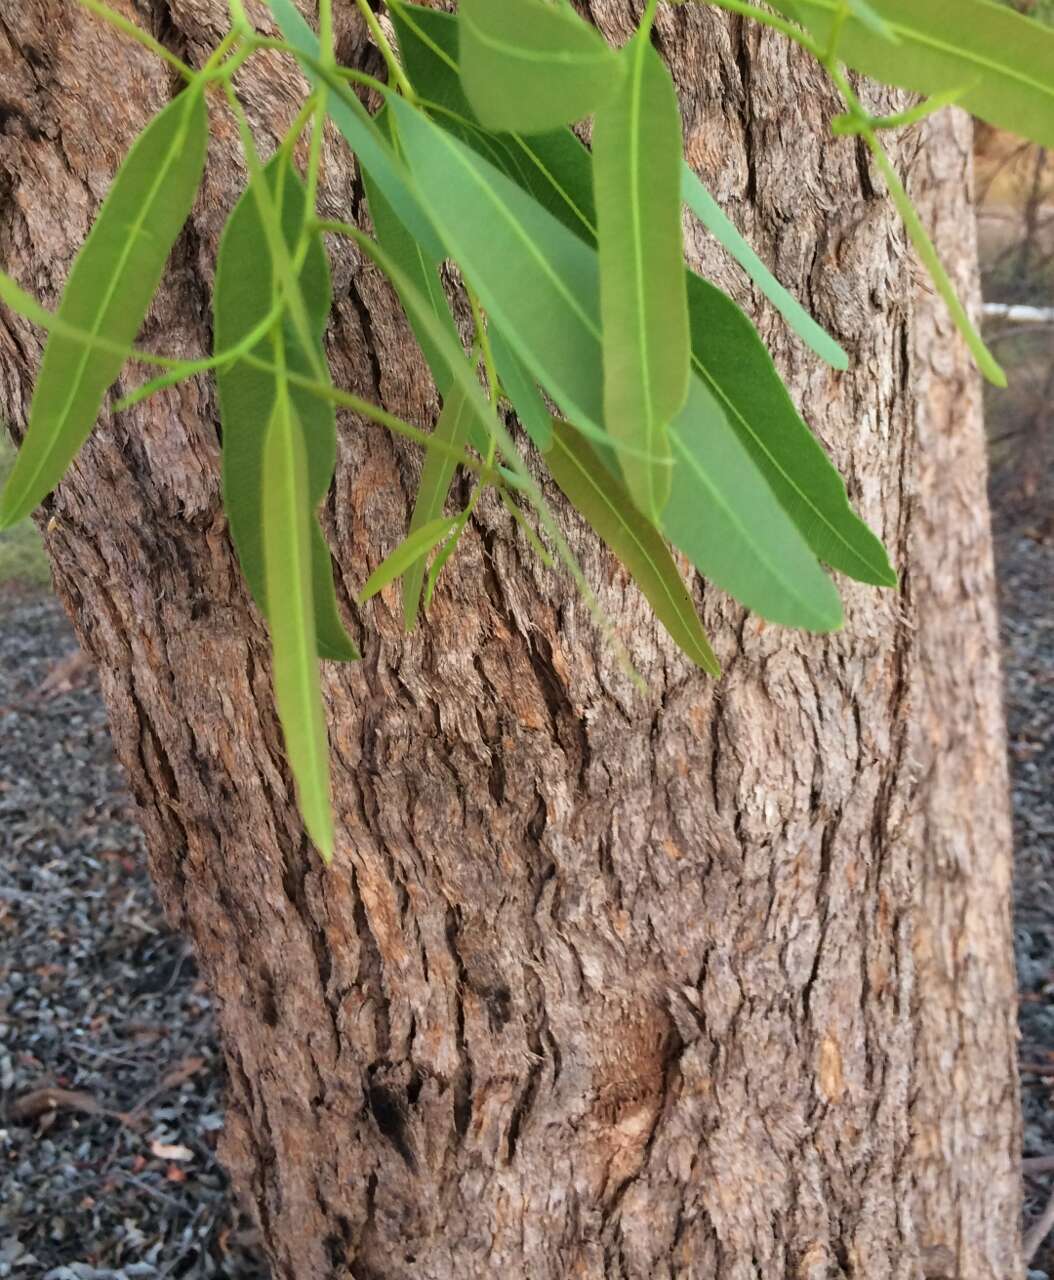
[0,2,1020,1276]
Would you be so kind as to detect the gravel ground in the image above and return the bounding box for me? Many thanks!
[1000,525,1054,1277]
[0,520,1050,1277]
[0,586,265,1280]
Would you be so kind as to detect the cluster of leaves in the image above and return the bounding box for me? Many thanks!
[1,0,1053,860]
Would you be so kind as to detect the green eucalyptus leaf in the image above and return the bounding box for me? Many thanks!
[363,111,489,456]
[662,377,844,633]
[215,153,358,662]
[389,5,847,377]
[845,0,899,43]
[490,325,552,451]
[268,0,445,259]
[769,0,1054,148]
[594,36,688,517]
[389,3,598,240]
[547,420,720,675]
[402,383,475,631]
[424,507,471,608]
[388,95,606,435]
[381,16,891,589]
[262,386,335,862]
[687,274,894,587]
[0,87,208,528]
[457,0,622,133]
[682,167,849,370]
[359,514,460,605]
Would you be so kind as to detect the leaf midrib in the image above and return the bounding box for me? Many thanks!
[8,88,201,518]
[412,113,602,345]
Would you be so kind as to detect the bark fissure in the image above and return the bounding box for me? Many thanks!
[0,2,1020,1276]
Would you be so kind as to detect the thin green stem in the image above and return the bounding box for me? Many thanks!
[198,27,242,81]
[248,354,503,481]
[690,0,822,56]
[223,81,327,383]
[113,301,286,411]
[314,218,642,688]
[279,97,319,159]
[76,0,195,79]
[247,38,393,103]
[500,490,554,568]
[319,0,335,66]
[352,0,416,99]
[823,0,851,65]
[831,87,970,136]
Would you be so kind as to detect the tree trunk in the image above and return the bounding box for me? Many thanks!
[0,3,1020,1277]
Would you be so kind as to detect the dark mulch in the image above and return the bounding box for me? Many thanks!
[999,525,1054,1278]
[0,589,266,1280]
[0,516,1050,1277]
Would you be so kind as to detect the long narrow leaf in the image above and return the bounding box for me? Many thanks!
[263,387,335,861]
[687,274,895,586]
[594,36,688,517]
[215,153,358,661]
[547,421,720,675]
[490,325,552,452]
[0,87,208,528]
[770,0,1054,148]
[362,112,489,456]
[682,167,848,370]
[388,95,606,433]
[359,515,459,604]
[662,377,844,632]
[458,0,622,133]
[862,133,1005,386]
[390,3,846,371]
[402,384,475,631]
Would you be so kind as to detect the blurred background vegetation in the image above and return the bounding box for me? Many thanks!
[978,0,1054,537]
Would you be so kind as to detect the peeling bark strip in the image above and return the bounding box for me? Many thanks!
[0,2,1019,1277]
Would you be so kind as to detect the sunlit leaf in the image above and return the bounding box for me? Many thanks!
[457,0,622,133]
[214,152,358,661]
[358,514,460,604]
[682,167,848,370]
[0,87,208,528]
[769,0,1054,148]
[262,385,335,861]
[546,420,720,674]
[594,35,688,517]
[402,383,475,631]
[662,377,843,632]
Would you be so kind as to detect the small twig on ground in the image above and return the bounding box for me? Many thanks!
[1024,1155,1054,1175]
